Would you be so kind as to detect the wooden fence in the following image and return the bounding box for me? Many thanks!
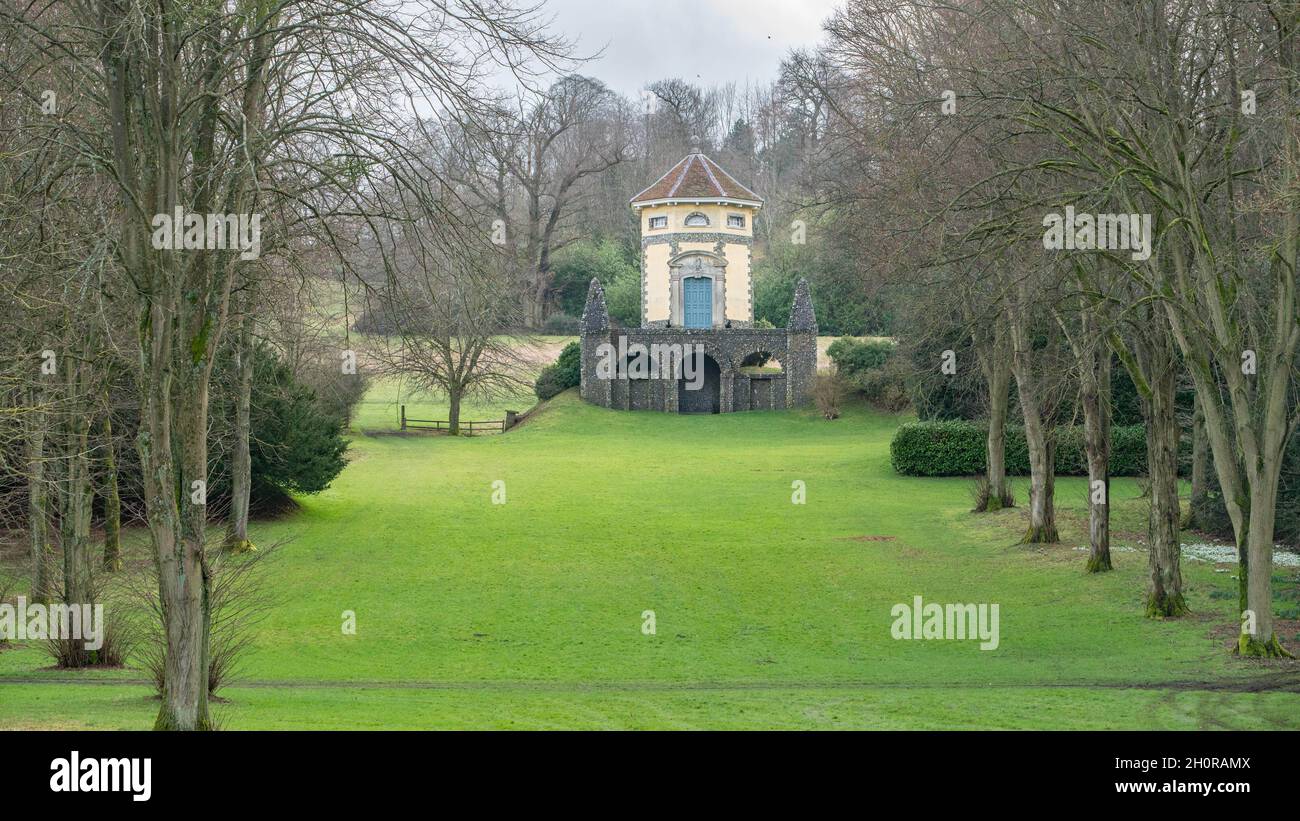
[400,406,519,435]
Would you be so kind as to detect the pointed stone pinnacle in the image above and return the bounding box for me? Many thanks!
[582,278,609,332]
[788,277,817,333]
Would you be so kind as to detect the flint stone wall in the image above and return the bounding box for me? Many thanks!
[580,327,816,413]
[578,276,818,414]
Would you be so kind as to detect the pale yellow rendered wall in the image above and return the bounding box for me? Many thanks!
[639,202,758,324]
[643,243,672,322]
[675,241,717,254]
[723,243,752,321]
[640,203,754,237]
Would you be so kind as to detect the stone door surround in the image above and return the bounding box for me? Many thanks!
[668,251,727,328]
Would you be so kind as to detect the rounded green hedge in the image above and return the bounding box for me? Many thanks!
[889,420,1155,477]
[827,336,895,374]
[535,341,582,400]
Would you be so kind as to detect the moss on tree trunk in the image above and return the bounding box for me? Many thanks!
[102,408,122,571]
[1081,329,1111,573]
[1142,335,1185,618]
[224,305,255,554]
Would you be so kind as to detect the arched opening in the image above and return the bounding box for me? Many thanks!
[678,353,720,414]
[739,351,783,374]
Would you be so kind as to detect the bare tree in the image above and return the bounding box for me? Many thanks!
[1054,290,1113,572]
[976,0,1296,648]
[452,75,631,326]
[361,202,532,434]
[4,0,574,728]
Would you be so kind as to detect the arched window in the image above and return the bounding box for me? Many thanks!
[684,212,710,227]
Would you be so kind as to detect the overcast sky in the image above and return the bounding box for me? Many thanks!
[537,0,842,97]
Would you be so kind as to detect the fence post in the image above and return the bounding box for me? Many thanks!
[400,404,406,431]
[505,410,518,430]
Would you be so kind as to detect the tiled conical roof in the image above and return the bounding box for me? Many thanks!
[630,152,762,205]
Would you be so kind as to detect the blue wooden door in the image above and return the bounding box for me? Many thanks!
[683,277,712,328]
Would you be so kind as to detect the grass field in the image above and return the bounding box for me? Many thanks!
[2,389,1298,729]
[350,336,573,433]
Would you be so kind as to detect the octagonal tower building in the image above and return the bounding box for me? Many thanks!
[630,151,762,328]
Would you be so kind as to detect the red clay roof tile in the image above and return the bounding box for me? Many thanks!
[630,153,761,204]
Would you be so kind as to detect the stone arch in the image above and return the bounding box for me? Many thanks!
[678,337,733,374]
[736,348,786,373]
[678,352,721,414]
[668,249,728,269]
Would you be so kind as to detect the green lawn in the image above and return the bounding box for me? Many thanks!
[350,335,574,432]
[2,390,1297,729]
[350,374,538,433]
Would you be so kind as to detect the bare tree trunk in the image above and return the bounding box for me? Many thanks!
[1171,303,1285,647]
[60,371,91,605]
[966,300,1014,512]
[1241,463,1284,654]
[26,388,51,604]
[101,404,121,571]
[61,428,92,598]
[140,355,214,731]
[1233,350,1293,656]
[982,356,1014,511]
[1080,324,1112,572]
[1010,324,1058,543]
[1082,385,1112,571]
[448,387,462,435]
[225,303,254,553]
[1020,424,1058,543]
[1141,337,1187,617]
[59,367,95,665]
[1232,496,1250,618]
[1183,396,1208,530]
